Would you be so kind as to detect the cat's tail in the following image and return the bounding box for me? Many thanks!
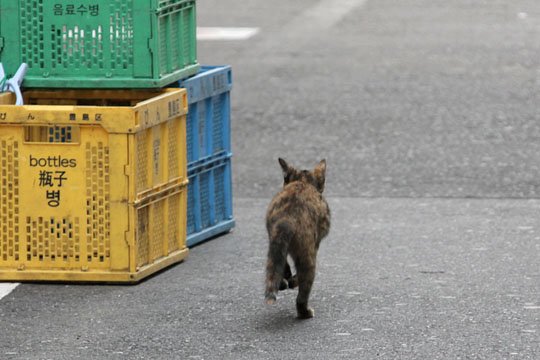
[265,220,293,305]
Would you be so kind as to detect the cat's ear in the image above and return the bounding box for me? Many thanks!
[278,158,289,172]
[278,158,294,184]
[313,159,326,192]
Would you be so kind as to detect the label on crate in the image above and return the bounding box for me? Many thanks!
[168,99,182,118]
[30,155,77,168]
[52,4,100,16]
[199,74,228,99]
[30,155,78,208]
[153,139,160,177]
[0,112,103,122]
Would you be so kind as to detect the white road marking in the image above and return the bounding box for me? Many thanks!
[249,0,368,53]
[0,283,19,301]
[296,0,369,31]
[197,27,259,41]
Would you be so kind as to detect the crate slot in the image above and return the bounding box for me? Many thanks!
[24,125,80,144]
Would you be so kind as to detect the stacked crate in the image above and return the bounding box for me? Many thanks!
[0,0,199,88]
[0,0,213,282]
[0,89,190,282]
[177,66,235,247]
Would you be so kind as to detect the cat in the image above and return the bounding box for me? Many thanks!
[264,158,331,319]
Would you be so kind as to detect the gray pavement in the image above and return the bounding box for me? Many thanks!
[1,0,540,359]
[202,0,540,199]
[1,199,539,359]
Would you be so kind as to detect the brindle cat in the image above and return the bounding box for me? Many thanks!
[265,158,330,319]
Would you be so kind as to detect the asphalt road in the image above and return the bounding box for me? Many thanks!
[1,0,540,359]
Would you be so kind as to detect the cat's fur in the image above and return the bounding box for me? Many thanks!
[265,158,331,319]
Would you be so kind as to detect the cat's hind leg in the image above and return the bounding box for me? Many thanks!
[279,262,292,290]
[284,258,298,289]
[295,257,316,319]
[288,274,298,289]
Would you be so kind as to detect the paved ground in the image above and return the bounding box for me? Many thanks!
[1,0,540,359]
[1,198,539,359]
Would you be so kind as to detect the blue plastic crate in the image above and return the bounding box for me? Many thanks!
[175,65,232,165]
[187,154,234,247]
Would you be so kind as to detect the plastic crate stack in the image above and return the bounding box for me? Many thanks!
[0,0,234,283]
[175,66,235,247]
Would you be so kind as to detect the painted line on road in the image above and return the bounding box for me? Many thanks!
[0,283,19,301]
[253,0,368,52]
[197,27,259,41]
[296,0,369,31]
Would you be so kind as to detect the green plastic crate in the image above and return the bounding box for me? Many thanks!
[0,0,199,88]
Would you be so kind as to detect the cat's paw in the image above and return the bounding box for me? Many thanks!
[265,292,277,305]
[287,276,298,289]
[297,307,314,319]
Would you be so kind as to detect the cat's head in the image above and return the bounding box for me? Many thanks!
[278,158,327,193]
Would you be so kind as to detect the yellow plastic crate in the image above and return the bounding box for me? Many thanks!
[0,88,189,282]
